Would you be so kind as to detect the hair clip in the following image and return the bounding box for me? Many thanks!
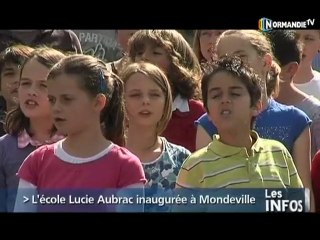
[5,47,12,55]
[99,69,108,93]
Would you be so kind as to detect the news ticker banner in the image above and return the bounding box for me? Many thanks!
[8,188,309,212]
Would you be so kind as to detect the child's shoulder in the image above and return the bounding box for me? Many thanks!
[0,134,16,144]
[181,145,216,169]
[0,134,17,155]
[271,99,307,116]
[313,70,320,80]
[257,137,288,152]
[162,137,191,156]
[267,100,310,124]
[108,144,140,162]
[188,99,205,112]
[30,142,56,156]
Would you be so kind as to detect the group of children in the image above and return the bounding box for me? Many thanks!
[0,29,319,212]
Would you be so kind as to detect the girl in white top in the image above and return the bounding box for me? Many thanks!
[293,30,320,99]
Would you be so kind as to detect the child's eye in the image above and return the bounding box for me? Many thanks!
[211,94,221,99]
[61,97,73,103]
[3,72,15,77]
[129,94,141,98]
[20,81,30,86]
[48,97,55,104]
[231,93,240,97]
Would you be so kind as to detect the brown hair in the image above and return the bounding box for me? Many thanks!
[193,30,206,63]
[0,44,34,91]
[127,30,202,100]
[193,30,225,64]
[5,47,66,136]
[47,54,126,146]
[201,56,262,128]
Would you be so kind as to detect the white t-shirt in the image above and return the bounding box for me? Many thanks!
[295,70,320,100]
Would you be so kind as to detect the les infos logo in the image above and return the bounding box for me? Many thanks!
[264,189,309,212]
[258,17,315,32]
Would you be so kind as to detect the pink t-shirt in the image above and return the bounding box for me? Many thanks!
[18,141,146,189]
[17,140,146,212]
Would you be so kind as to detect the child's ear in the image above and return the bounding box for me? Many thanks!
[279,62,298,81]
[94,94,107,112]
[262,53,272,70]
[252,100,262,117]
[287,62,299,78]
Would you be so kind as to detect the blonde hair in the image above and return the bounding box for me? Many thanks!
[193,30,206,63]
[120,61,172,135]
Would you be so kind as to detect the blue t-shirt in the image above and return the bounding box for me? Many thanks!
[196,99,312,153]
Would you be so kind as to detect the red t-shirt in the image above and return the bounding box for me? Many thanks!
[312,151,320,212]
[162,99,205,152]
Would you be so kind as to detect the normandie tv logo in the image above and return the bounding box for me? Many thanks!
[258,17,315,32]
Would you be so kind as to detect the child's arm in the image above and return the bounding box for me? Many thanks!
[196,125,212,150]
[14,179,37,212]
[284,140,312,212]
[195,113,216,151]
[292,126,315,211]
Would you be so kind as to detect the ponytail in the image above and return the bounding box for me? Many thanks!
[101,74,126,146]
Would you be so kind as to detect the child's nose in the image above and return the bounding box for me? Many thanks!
[27,88,37,97]
[141,52,150,61]
[51,101,62,113]
[142,95,150,105]
[221,98,231,104]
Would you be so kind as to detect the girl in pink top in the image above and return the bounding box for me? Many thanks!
[14,54,146,212]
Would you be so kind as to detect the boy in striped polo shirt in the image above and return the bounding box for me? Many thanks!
[176,56,303,189]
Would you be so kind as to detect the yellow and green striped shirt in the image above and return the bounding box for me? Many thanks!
[176,131,303,189]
